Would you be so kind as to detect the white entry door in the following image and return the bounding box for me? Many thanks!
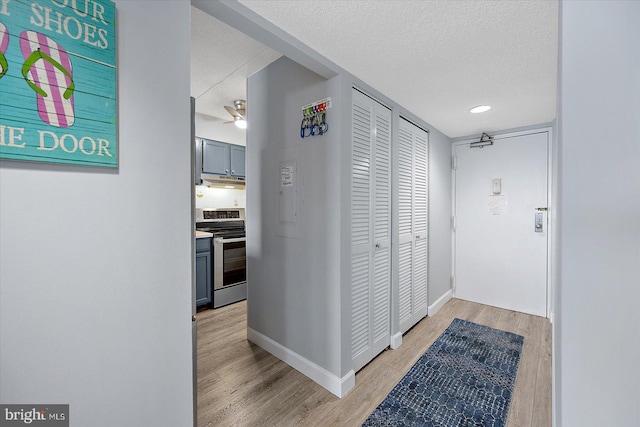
[454,131,549,317]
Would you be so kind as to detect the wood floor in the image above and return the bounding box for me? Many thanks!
[196,298,551,426]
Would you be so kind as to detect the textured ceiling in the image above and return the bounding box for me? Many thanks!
[192,1,558,138]
[190,6,281,122]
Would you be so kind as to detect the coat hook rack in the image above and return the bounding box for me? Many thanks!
[300,97,331,138]
[470,132,494,149]
[301,97,331,117]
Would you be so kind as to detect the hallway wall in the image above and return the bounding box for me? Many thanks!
[556,1,640,425]
[0,2,194,425]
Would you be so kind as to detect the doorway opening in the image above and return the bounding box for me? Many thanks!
[190,5,282,425]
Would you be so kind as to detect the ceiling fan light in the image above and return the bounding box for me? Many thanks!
[470,105,491,114]
[234,116,247,129]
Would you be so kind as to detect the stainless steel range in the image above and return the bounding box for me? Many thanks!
[196,208,246,308]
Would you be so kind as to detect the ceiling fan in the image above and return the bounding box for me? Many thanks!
[224,99,247,129]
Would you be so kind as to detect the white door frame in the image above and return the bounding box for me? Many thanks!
[451,127,554,318]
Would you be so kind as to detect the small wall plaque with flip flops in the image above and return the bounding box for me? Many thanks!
[0,0,117,168]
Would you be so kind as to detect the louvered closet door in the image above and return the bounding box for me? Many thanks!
[351,89,391,373]
[398,118,429,334]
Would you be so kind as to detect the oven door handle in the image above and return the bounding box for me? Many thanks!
[214,237,246,243]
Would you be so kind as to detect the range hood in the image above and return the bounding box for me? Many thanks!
[200,173,245,189]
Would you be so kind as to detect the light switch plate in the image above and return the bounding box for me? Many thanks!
[492,178,501,194]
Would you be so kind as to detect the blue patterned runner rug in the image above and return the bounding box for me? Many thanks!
[362,318,524,427]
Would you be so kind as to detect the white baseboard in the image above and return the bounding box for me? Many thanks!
[428,289,453,316]
[247,327,355,398]
[390,332,402,350]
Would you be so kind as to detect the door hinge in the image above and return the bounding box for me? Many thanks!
[452,216,456,232]
[451,275,456,290]
[452,156,457,170]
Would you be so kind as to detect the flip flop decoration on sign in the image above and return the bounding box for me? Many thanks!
[0,22,8,79]
[300,97,330,139]
[20,30,75,128]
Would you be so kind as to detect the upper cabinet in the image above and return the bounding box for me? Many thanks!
[203,139,231,175]
[199,138,246,179]
[229,145,246,178]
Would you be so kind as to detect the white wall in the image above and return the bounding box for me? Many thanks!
[246,57,345,385]
[195,186,246,209]
[427,127,453,308]
[556,1,640,426]
[0,1,194,426]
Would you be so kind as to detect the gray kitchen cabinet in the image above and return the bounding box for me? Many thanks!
[195,237,212,306]
[200,138,246,179]
[230,145,246,177]
[202,139,230,175]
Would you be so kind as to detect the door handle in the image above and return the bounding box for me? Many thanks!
[535,212,544,233]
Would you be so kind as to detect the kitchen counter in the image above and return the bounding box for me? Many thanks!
[196,230,213,239]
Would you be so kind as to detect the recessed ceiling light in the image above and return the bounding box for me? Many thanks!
[470,105,491,114]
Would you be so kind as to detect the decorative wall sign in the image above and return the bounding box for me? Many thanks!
[0,0,117,168]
